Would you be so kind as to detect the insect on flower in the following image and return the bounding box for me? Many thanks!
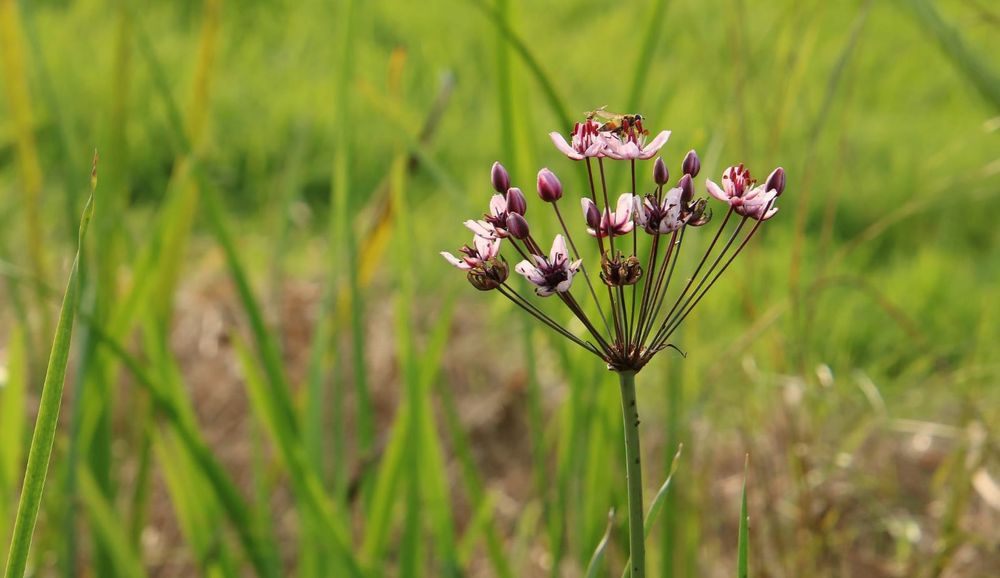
[586,106,647,136]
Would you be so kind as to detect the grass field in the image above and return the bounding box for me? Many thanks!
[1,0,999,576]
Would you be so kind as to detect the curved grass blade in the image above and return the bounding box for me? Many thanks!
[2,161,95,578]
[620,444,683,578]
[585,509,615,578]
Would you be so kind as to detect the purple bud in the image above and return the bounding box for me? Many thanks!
[536,168,563,202]
[491,161,510,194]
[653,157,669,186]
[678,174,694,204]
[765,167,786,196]
[506,213,530,239]
[506,187,527,215]
[682,150,700,177]
[583,199,601,230]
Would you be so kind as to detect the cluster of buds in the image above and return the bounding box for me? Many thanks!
[443,111,786,372]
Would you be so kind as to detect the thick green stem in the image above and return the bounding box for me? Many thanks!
[618,370,645,578]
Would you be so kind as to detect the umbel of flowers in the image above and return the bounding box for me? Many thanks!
[443,113,785,373]
[442,111,785,578]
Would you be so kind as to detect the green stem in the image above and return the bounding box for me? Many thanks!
[618,370,645,578]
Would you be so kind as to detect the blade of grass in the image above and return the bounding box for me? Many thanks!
[86,321,281,578]
[77,467,148,578]
[621,445,683,578]
[738,456,749,578]
[906,0,1000,112]
[464,0,572,129]
[585,510,615,578]
[0,0,50,342]
[2,162,95,578]
[233,337,363,578]
[624,0,671,112]
[0,325,27,563]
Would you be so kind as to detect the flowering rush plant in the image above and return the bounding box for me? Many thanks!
[442,111,785,577]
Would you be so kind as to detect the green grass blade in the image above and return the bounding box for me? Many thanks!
[738,456,749,578]
[232,337,362,578]
[0,325,27,562]
[464,0,572,129]
[620,444,683,578]
[624,0,671,112]
[2,170,95,578]
[86,323,280,578]
[78,468,148,578]
[905,0,1000,112]
[584,509,615,578]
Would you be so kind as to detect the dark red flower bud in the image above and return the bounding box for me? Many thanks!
[765,167,786,196]
[536,168,563,202]
[491,161,510,194]
[678,174,694,204]
[682,150,700,177]
[506,213,530,239]
[653,157,669,186]
[506,187,527,215]
[583,199,601,230]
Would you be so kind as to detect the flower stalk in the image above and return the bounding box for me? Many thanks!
[618,369,645,578]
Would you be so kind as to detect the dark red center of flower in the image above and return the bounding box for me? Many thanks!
[723,164,756,197]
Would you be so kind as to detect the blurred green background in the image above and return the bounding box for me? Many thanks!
[1,0,999,576]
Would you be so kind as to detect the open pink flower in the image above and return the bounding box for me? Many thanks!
[514,234,582,296]
[706,164,780,221]
[549,119,613,160]
[605,127,671,161]
[635,188,685,234]
[441,234,502,270]
[581,193,635,238]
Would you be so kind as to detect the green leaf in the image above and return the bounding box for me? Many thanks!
[585,510,615,578]
[3,177,94,578]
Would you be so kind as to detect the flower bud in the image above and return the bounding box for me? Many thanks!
[765,167,786,196]
[491,162,510,194]
[506,187,527,215]
[678,174,694,204]
[582,199,601,230]
[536,168,563,202]
[467,258,508,291]
[682,150,700,177]
[653,157,669,186]
[506,213,530,240]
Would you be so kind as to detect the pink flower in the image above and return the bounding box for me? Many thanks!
[514,234,582,296]
[635,188,685,235]
[549,119,613,160]
[581,193,635,238]
[706,164,780,221]
[441,234,502,270]
[605,127,671,161]
[465,188,526,239]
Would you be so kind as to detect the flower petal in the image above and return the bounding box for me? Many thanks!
[550,132,584,160]
[514,260,544,284]
[550,234,569,263]
[441,252,471,270]
[614,193,634,221]
[490,194,508,217]
[464,219,496,238]
[705,179,729,202]
[638,130,671,159]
